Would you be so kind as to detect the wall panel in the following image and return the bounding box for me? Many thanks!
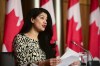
[0,0,6,51]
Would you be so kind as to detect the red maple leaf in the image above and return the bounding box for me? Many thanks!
[68,0,79,8]
[3,9,23,52]
[66,17,82,52]
[89,21,99,57]
[40,0,49,6]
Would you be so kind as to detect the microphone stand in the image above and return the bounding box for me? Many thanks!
[71,41,93,66]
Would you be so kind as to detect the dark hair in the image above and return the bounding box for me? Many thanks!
[19,8,56,59]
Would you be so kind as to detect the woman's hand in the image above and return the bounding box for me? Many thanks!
[38,56,61,66]
[69,61,80,66]
[49,57,61,66]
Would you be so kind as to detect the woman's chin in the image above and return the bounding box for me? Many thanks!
[39,29,45,32]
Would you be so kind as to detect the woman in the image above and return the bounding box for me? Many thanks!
[13,8,80,66]
[13,8,60,66]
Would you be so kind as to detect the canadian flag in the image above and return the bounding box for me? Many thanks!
[89,0,100,60]
[40,0,59,56]
[66,0,83,53]
[2,0,24,52]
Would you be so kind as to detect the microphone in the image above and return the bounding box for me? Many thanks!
[71,41,100,66]
[71,41,88,52]
[71,41,93,62]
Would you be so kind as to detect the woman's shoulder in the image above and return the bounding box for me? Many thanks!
[14,33,26,40]
[15,33,24,38]
[13,33,26,44]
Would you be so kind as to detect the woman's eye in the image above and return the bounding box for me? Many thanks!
[40,17,44,19]
[40,16,47,21]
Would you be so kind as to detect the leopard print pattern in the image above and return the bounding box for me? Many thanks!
[13,34,46,66]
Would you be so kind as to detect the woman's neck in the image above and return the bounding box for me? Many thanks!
[25,28,39,40]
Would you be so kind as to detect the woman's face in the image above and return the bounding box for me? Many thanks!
[32,12,47,32]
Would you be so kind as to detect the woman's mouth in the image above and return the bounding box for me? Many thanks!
[42,25,46,28]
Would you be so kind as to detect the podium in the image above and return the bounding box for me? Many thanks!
[87,61,100,66]
[0,52,16,66]
[81,61,100,66]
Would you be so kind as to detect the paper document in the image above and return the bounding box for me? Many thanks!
[57,56,79,66]
[57,48,80,66]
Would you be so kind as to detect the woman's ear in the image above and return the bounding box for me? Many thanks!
[31,18,34,23]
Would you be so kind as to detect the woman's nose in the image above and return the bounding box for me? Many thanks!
[44,20,47,24]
